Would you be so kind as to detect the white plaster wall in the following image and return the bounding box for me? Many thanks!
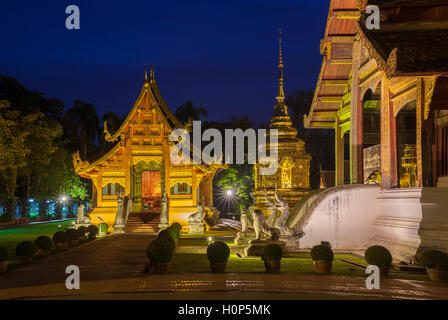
[299,186,381,249]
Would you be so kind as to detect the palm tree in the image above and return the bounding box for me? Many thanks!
[63,100,99,160]
[175,100,207,124]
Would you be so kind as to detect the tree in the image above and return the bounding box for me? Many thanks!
[175,100,207,124]
[0,100,37,216]
[63,100,100,160]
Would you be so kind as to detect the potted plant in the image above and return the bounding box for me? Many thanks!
[311,244,334,274]
[16,241,36,264]
[158,228,177,246]
[207,241,230,273]
[262,243,283,273]
[77,226,88,242]
[34,236,53,257]
[168,222,182,239]
[146,238,175,274]
[98,223,108,237]
[0,247,8,273]
[417,249,448,282]
[66,228,80,247]
[87,225,99,240]
[364,245,392,276]
[53,231,69,250]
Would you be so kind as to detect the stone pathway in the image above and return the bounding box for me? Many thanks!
[1,234,448,300]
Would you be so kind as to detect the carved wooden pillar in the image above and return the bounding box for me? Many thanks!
[416,78,424,187]
[335,118,344,186]
[350,40,363,184]
[380,76,398,189]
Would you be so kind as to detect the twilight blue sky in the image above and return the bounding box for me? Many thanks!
[0,0,329,125]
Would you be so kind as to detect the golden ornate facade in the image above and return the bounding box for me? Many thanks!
[254,31,312,213]
[74,68,223,231]
[305,0,448,189]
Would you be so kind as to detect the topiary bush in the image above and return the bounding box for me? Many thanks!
[207,241,230,262]
[311,244,334,262]
[158,228,177,245]
[262,243,283,261]
[78,226,88,238]
[169,222,182,238]
[0,247,8,262]
[98,223,108,234]
[53,231,69,244]
[147,238,175,263]
[35,236,53,251]
[66,228,80,242]
[364,245,392,267]
[16,241,36,258]
[417,249,448,271]
[87,225,99,240]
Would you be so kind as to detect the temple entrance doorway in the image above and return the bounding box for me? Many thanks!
[396,101,417,188]
[141,170,161,212]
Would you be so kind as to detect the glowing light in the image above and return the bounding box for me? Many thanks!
[208,237,213,242]
[28,198,34,203]
[226,190,233,196]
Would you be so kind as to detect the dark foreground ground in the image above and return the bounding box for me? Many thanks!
[1,234,448,300]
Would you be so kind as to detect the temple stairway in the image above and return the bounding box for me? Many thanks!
[124,212,160,233]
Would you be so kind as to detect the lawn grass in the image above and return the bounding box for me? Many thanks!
[0,220,75,262]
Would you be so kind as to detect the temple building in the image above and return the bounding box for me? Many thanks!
[73,68,223,232]
[254,31,312,213]
[297,0,448,262]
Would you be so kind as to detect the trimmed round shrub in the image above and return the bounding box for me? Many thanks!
[87,225,99,240]
[262,243,283,261]
[417,249,448,271]
[66,228,80,241]
[98,223,108,234]
[169,222,182,238]
[364,245,392,267]
[147,238,175,263]
[311,244,334,262]
[16,241,36,258]
[35,236,53,251]
[207,241,230,263]
[0,247,8,262]
[53,231,69,244]
[158,228,177,245]
[77,226,88,237]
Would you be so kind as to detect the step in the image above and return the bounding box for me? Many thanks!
[124,211,160,233]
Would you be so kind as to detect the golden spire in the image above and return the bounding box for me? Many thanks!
[276,28,285,104]
[150,66,155,83]
[144,64,148,82]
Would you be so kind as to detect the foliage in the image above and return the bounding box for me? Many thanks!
[0,247,8,262]
[147,238,175,263]
[63,100,100,160]
[53,231,69,243]
[16,241,36,258]
[417,249,448,271]
[311,245,334,262]
[98,223,108,234]
[262,244,283,261]
[214,165,254,212]
[158,228,176,245]
[87,225,99,240]
[168,222,182,238]
[34,236,53,251]
[364,245,392,267]
[175,100,207,124]
[207,241,230,263]
[66,228,80,241]
[77,226,88,237]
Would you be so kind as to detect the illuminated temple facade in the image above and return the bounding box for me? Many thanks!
[254,32,312,213]
[73,68,222,231]
[305,0,448,190]
[298,0,448,261]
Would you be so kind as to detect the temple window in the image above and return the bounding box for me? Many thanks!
[281,159,292,188]
[102,183,125,196]
[170,183,192,195]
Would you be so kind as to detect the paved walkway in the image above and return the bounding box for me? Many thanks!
[1,234,448,300]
